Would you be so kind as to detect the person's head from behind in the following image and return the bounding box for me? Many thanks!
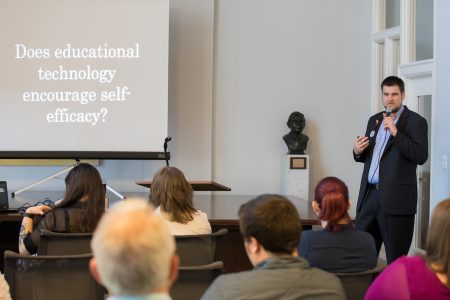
[313,177,351,232]
[239,194,302,265]
[59,162,105,231]
[90,199,178,295]
[426,198,450,287]
[149,166,195,223]
[287,111,305,133]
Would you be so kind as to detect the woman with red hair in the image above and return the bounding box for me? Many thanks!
[298,176,377,272]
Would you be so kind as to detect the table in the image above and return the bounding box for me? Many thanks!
[135,180,231,191]
[1,192,317,273]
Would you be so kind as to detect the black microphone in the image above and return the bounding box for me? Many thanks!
[163,137,172,167]
[385,107,392,117]
[385,108,392,131]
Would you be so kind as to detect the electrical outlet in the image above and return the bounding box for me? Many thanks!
[443,155,448,169]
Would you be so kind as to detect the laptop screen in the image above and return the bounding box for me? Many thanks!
[0,181,9,209]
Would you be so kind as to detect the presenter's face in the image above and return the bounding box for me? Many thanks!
[382,85,404,112]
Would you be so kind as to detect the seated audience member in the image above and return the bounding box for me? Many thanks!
[201,194,345,300]
[19,163,106,255]
[90,199,179,300]
[299,177,377,272]
[0,273,12,300]
[149,166,211,235]
[365,198,450,300]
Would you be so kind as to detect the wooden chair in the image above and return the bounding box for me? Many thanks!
[171,261,223,300]
[333,260,387,300]
[3,250,106,300]
[174,228,228,266]
[37,229,92,255]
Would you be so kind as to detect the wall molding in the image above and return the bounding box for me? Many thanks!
[399,59,433,79]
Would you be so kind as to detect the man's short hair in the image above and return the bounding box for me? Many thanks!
[239,194,302,255]
[91,199,175,295]
[381,76,405,93]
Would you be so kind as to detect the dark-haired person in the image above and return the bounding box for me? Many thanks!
[353,75,428,263]
[19,163,106,255]
[365,198,450,299]
[299,177,377,273]
[149,167,211,235]
[201,194,345,300]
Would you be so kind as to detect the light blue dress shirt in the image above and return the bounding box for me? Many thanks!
[368,105,404,184]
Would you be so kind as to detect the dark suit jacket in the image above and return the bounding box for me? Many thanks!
[354,106,428,215]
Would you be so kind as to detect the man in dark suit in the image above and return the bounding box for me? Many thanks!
[353,76,428,264]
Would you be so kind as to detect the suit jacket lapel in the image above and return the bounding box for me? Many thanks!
[370,114,384,145]
[382,106,409,158]
[367,114,384,161]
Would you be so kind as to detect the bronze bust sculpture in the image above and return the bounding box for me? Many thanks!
[283,111,309,155]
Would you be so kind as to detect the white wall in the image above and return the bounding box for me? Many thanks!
[430,0,450,211]
[212,0,372,208]
[1,0,373,210]
[163,0,214,180]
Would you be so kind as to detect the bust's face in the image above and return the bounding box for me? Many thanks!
[290,116,305,133]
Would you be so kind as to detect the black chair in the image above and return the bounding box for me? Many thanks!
[4,250,106,300]
[174,228,228,266]
[37,230,92,255]
[171,261,223,300]
[333,260,387,300]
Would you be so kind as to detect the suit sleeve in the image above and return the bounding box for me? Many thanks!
[393,116,428,165]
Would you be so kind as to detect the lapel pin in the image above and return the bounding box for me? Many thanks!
[370,130,375,138]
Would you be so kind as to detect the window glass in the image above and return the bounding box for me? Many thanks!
[385,0,400,29]
[416,0,433,60]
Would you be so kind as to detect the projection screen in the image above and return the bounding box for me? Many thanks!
[0,0,169,159]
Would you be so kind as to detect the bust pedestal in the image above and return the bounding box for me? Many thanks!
[281,154,309,200]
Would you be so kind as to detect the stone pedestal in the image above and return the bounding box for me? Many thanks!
[281,154,309,200]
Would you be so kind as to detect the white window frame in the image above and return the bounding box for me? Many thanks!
[371,0,416,113]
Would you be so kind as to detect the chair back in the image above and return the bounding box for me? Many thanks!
[175,228,228,266]
[333,260,387,300]
[3,250,106,300]
[171,261,223,300]
[37,230,92,255]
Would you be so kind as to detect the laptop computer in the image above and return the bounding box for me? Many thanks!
[0,181,20,213]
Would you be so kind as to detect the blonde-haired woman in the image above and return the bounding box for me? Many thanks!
[365,198,450,299]
[149,167,211,235]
